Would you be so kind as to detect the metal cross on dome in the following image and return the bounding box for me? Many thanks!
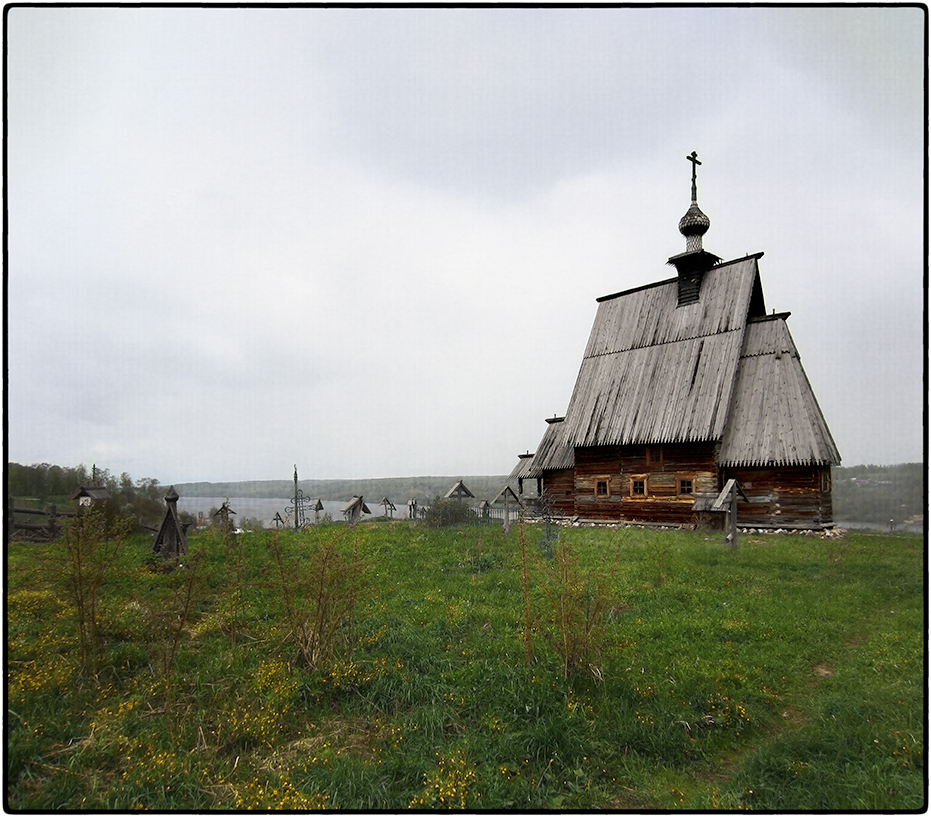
[687,151,702,202]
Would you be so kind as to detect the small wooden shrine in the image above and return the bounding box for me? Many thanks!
[444,480,475,502]
[73,486,110,508]
[152,486,188,559]
[341,495,370,525]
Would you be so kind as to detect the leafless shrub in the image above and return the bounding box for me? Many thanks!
[56,505,132,673]
[534,540,617,680]
[266,530,372,670]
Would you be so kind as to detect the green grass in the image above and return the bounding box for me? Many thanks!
[6,522,924,810]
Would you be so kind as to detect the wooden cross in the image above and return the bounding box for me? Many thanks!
[687,151,701,201]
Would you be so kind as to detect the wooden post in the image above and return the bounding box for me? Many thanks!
[47,503,58,541]
[502,492,511,535]
[727,486,738,551]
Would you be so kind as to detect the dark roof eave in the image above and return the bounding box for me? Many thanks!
[718,457,842,468]
[666,248,722,266]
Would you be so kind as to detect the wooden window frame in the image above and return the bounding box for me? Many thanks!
[678,478,694,497]
[647,446,663,465]
[630,476,648,498]
[595,478,611,498]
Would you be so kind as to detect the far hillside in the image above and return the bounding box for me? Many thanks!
[173,475,513,504]
[832,463,924,528]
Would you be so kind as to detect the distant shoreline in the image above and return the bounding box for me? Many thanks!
[173,475,513,503]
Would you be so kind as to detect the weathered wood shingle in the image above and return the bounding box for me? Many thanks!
[515,417,574,479]
[561,256,762,448]
[718,317,840,467]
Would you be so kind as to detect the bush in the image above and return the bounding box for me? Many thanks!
[266,529,372,669]
[534,541,617,681]
[422,497,476,529]
[55,504,133,672]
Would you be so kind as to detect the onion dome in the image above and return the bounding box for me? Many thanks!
[679,201,711,250]
[668,152,720,287]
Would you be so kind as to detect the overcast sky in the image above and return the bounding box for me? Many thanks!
[6,6,926,485]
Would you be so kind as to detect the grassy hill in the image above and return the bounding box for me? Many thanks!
[7,521,924,810]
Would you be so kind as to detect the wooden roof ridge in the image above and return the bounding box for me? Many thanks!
[596,276,676,304]
[595,252,764,304]
[747,311,791,323]
[710,251,765,268]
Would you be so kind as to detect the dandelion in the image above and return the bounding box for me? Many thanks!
[408,749,478,810]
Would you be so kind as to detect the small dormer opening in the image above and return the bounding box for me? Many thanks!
[678,272,702,305]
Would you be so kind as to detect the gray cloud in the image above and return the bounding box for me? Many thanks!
[6,6,924,483]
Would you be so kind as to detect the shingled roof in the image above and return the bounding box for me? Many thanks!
[511,416,573,479]
[718,315,840,467]
[560,255,765,449]
[519,252,839,472]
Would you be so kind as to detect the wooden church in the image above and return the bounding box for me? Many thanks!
[512,153,840,530]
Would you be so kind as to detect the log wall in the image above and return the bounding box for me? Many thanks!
[574,443,719,523]
[541,468,576,516]
[618,442,718,525]
[722,465,833,529]
[574,446,623,521]
[566,446,833,529]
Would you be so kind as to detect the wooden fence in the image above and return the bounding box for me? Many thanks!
[7,499,75,542]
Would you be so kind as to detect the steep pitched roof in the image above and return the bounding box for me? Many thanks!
[512,417,574,479]
[444,480,475,499]
[73,486,110,502]
[519,250,839,473]
[560,256,763,448]
[509,452,536,480]
[718,316,841,467]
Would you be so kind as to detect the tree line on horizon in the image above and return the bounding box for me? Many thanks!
[6,463,169,531]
